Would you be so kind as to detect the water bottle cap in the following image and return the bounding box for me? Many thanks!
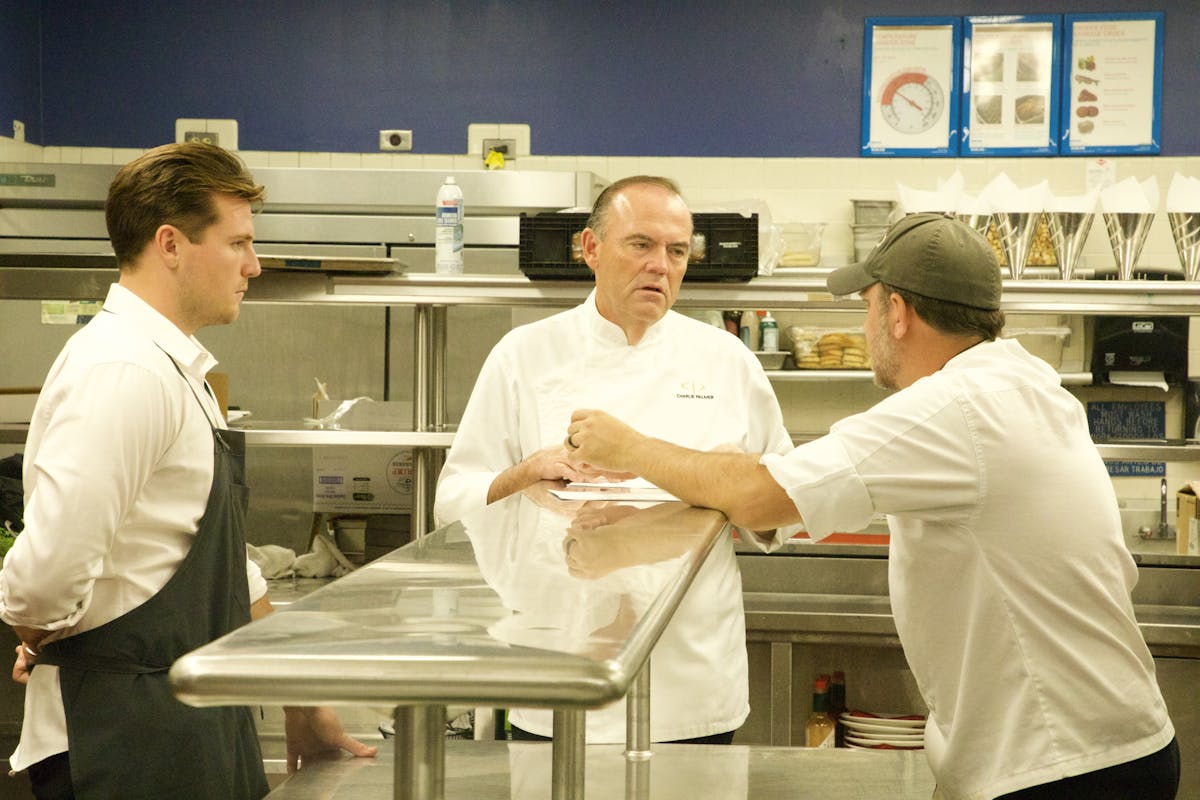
[445,176,457,184]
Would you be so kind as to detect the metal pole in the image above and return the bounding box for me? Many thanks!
[551,709,586,800]
[411,305,432,538]
[394,704,445,800]
[624,756,651,800]
[769,642,793,745]
[429,305,448,488]
[432,305,447,432]
[625,661,652,760]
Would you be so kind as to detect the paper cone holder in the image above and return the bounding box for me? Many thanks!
[993,212,1039,280]
[958,213,992,239]
[1168,212,1200,281]
[1103,212,1154,281]
[1046,211,1095,280]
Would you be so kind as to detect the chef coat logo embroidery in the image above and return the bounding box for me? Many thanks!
[675,381,714,400]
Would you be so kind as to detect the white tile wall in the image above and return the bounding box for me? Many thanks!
[5,131,1197,271]
[6,129,1197,262]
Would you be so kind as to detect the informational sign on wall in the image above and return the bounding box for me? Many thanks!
[1060,12,1164,155]
[861,16,962,157]
[961,15,1061,156]
[862,11,1164,158]
[1087,400,1166,477]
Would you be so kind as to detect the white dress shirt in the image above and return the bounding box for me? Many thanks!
[762,338,1174,800]
[435,291,794,742]
[0,283,267,771]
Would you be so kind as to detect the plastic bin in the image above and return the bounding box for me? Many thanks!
[852,199,897,225]
[779,223,824,267]
[852,224,889,264]
[519,211,758,282]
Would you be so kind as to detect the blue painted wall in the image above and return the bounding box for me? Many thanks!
[3,1,1194,156]
[0,1,43,145]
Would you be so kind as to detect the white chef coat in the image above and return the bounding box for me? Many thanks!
[0,283,267,772]
[762,338,1174,800]
[436,291,794,742]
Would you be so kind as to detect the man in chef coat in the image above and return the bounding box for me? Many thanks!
[564,213,1180,800]
[435,175,794,744]
[0,141,375,800]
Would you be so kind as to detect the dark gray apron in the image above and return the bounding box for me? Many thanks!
[38,358,269,800]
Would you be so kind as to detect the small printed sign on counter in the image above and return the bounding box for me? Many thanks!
[313,447,413,513]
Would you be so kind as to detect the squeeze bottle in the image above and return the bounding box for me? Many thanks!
[760,310,779,351]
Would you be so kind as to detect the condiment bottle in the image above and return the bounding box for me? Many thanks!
[805,676,836,748]
[759,310,779,351]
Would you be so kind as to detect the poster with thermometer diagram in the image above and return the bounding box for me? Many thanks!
[861,17,961,156]
[1060,12,1163,155]
[961,16,1061,156]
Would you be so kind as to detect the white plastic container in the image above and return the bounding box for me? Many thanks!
[739,310,759,350]
[435,176,464,274]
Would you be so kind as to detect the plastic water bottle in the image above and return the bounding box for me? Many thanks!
[435,176,464,274]
[760,310,779,351]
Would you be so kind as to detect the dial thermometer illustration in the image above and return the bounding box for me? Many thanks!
[879,70,945,134]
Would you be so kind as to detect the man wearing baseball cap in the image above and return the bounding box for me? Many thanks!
[564,213,1179,800]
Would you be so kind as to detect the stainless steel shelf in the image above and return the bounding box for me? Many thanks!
[11,424,1200,460]
[1094,442,1200,461]
[240,429,456,447]
[5,268,1200,314]
[0,423,457,448]
[766,370,1093,386]
[305,274,1200,314]
[784,431,1200,461]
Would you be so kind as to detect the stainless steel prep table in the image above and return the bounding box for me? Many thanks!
[260,740,935,800]
[171,490,729,800]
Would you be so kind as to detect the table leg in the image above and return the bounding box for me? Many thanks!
[625,661,651,761]
[551,709,585,800]
[394,704,445,800]
[770,642,793,745]
[624,756,651,800]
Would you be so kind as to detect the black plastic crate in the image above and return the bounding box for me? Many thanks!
[518,211,758,282]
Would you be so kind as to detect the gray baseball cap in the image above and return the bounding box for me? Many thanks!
[826,213,1002,311]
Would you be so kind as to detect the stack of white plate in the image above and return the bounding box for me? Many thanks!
[839,710,925,750]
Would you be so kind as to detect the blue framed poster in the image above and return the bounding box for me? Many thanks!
[961,15,1062,156]
[861,17,962,157]
[1060,12,1163,155]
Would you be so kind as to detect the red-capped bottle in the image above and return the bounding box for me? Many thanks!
[805,676,836,748]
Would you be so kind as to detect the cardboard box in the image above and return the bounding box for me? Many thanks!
[1174,482,1200,555]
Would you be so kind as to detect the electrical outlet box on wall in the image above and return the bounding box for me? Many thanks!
[175,119,239,150]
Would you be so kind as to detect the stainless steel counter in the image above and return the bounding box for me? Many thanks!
[172,491,729,800]
[263,740,935,800]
